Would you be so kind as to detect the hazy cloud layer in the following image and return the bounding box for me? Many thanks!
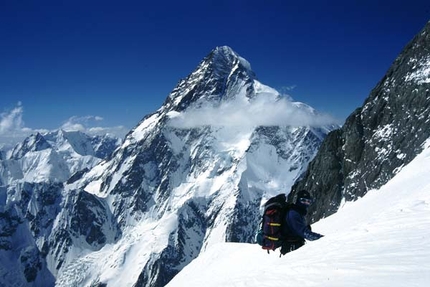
[0,103,128,150]
[167,96,340,129]
[61,116,129,138]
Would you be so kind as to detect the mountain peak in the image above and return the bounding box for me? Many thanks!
[206,45,255,80]
[10,132,51,159]
[211,45,236,58]
[209,46,252,70]
[162,46,256,112]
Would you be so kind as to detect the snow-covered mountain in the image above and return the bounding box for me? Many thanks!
[0,130,120,287]
[168,138,430,287]
[23,46,336,287]
[291,21,430,223]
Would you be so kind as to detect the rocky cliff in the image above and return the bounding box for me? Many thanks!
[291,21,430,223]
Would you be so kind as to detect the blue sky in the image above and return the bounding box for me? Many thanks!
[1,0,429,146]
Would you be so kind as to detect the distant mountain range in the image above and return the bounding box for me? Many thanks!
[1,129,120,185]
[0,129,120,286]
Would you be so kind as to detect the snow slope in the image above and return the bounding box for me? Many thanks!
[167,139,430,287]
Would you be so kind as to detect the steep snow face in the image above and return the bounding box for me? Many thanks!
[50,46,337,287]
[168,138,430,287]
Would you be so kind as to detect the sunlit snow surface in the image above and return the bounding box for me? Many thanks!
[56,216,177,287]
[168,139,430,287]
[405,55,430,84]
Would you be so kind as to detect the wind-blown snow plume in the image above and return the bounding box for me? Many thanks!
[167,82,339,129]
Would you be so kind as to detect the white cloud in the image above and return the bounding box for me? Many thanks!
[167,94,340,129]
[0,103,41,150]
[279,85,297,93]
[61,115,103,132]
[0,102,25,133]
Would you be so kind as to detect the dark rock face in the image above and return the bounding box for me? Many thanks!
[20,246,43,282]
[69,190,120,246]
[0,202,23,250]
[0,183,57,286]
[91,135,121,159]
[48,188,121,271]
[291,21,430,223]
